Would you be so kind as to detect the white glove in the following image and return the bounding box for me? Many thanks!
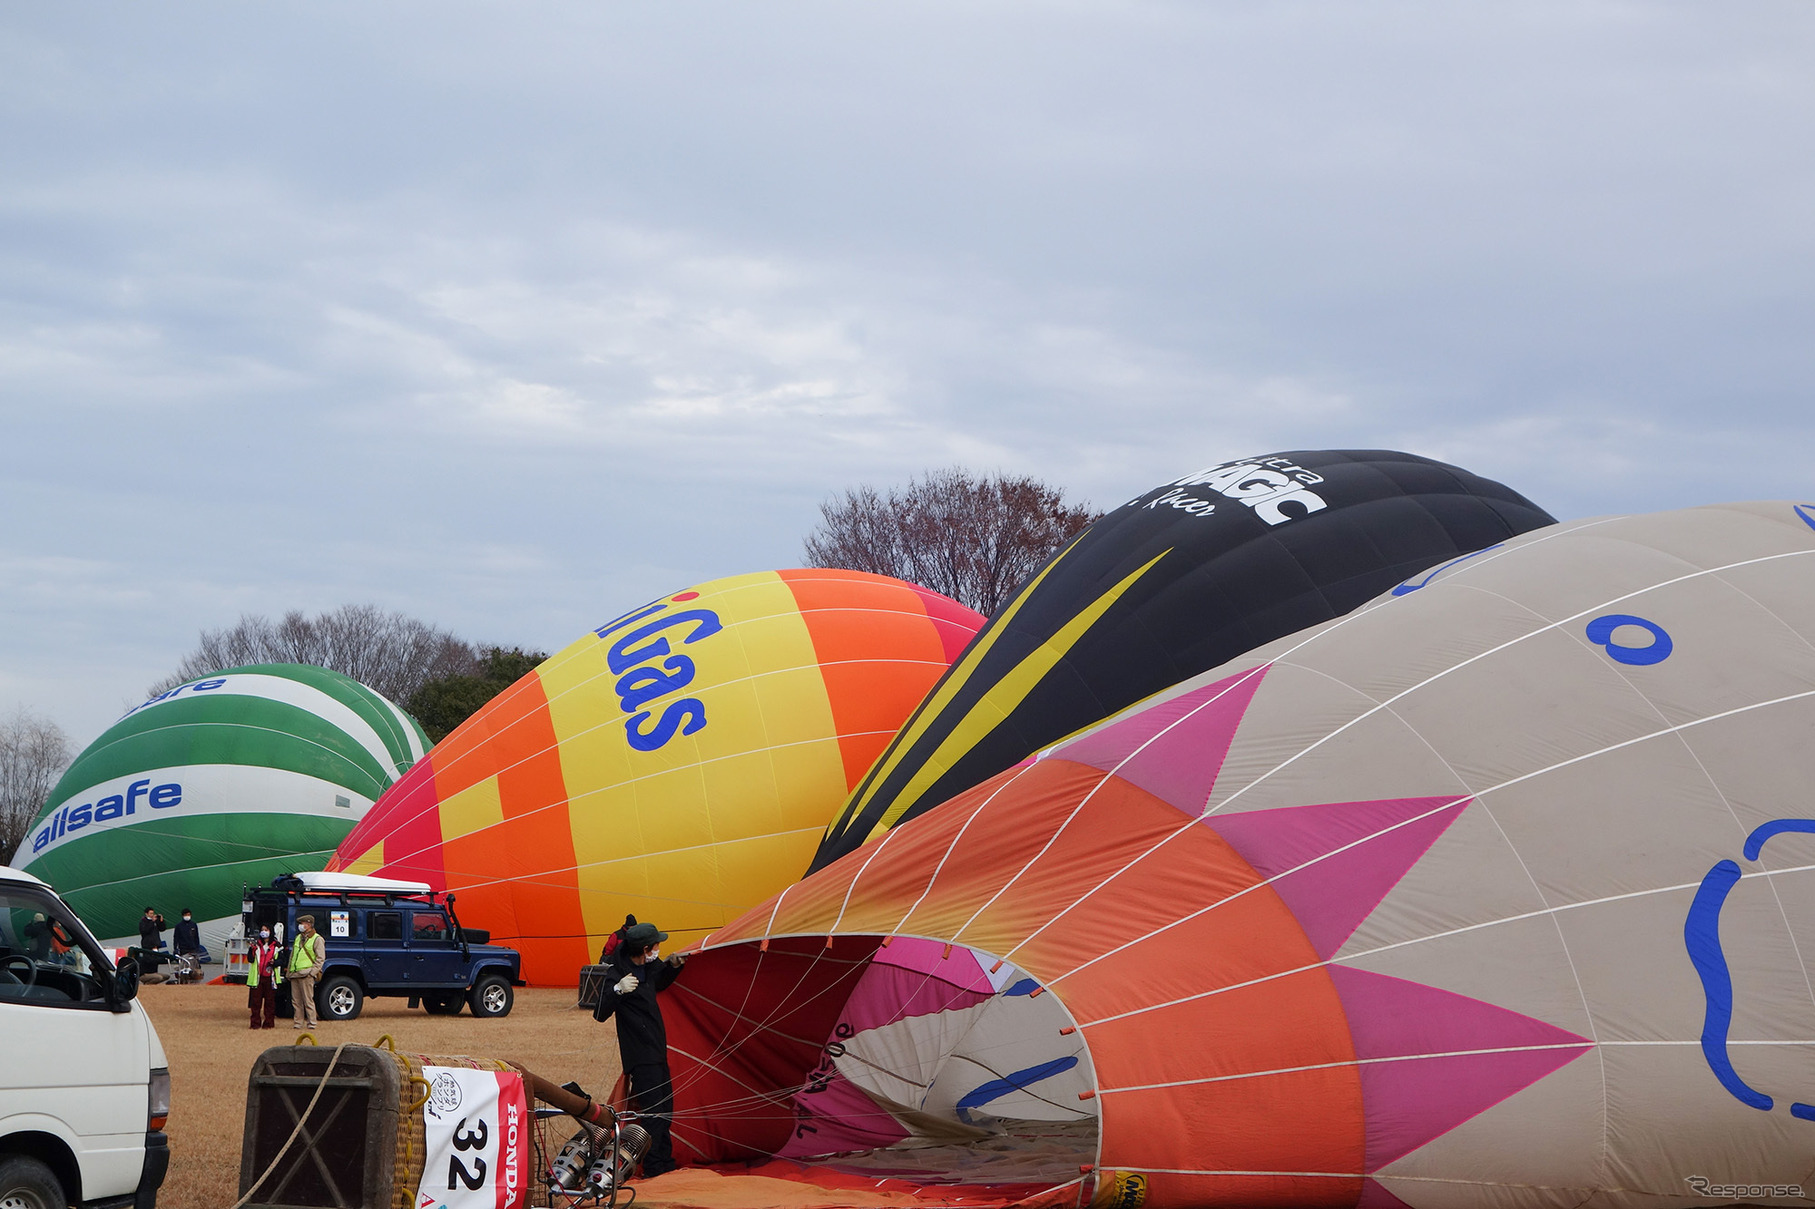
[614,974,640,995]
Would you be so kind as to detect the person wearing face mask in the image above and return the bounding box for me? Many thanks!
[591,920,688,1179]
[248,926,282,1030]
[286,915,326,1029]
[173,909,201,960]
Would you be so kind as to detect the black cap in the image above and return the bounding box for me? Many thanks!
[622,922,668,949]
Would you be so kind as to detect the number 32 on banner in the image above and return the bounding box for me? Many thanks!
[447,1118,490,1191]
[415,1066,531,1209]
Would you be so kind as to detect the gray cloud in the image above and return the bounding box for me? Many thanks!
[3,1,1812,743]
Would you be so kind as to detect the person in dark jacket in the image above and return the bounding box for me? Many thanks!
[592,921,687,1179]
[137,907,167,954]
[173,909,201,959]
[131,907,168,980]
[138,906,165,951]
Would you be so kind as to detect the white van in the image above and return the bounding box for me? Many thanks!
[0,866,169,1209]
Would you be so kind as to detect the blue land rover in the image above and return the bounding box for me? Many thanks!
[245,872,524,1021]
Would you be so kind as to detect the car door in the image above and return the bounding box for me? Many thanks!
[407,911,464,987]
[362,910,408,987]
[0,880,150,1200]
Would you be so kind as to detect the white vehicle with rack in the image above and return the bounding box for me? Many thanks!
[0,865,169,1209]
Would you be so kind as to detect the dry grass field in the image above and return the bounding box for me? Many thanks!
[138,981,622,1209]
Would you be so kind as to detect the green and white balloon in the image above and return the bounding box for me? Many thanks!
[10,664,428,947]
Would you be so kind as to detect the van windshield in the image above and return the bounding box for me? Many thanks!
[0,884,110,1005]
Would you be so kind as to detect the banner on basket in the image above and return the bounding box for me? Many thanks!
[414,1065,532,1209]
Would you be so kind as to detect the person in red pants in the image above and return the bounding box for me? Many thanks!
[248,926,281,1029]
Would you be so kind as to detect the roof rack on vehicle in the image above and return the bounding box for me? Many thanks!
[281,871,434,896]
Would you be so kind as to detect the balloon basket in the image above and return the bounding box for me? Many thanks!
[237,1040,557,1209]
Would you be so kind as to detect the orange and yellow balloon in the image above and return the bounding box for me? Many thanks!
[328,569,983,983]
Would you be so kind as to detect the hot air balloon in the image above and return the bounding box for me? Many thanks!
[328,569,984,984]
[811,449,1555,872]
[12,664,427,949]
[655,501,1815,1209]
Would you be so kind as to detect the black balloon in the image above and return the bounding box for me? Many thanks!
[809,449,1556,872]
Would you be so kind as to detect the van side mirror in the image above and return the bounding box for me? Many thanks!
[111,958,140,1011]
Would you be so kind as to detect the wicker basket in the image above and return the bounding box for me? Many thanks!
[238,1037,551,1209]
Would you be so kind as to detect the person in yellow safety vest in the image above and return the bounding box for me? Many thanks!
[287,915,326,1030]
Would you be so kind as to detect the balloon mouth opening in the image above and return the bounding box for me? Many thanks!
[666,933,1101,1196]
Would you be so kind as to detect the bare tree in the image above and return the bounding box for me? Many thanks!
[805,468,1102,616]
[150,605,482,704]
[1,708,71,861]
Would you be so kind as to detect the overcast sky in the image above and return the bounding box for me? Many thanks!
[4,2,1813,747]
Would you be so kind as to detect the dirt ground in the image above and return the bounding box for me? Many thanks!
[137,981,1081,1209]
[138,980,621,1209]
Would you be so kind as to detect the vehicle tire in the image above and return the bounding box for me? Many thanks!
[319,975,364,1021]
[423,991,464,1016]
[468,974,513,1018]
[0,1155,66,1209]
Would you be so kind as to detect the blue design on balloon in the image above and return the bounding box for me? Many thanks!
[1744,818,1815,861]
[1391,545,1503,596]
[1585,614,1672,665]
[1002,978,1041,996]
[1794,504,1815,532]
[1684,861,1771,1110]
[953,1056,1081,1123]
[1685,817,1815,1119]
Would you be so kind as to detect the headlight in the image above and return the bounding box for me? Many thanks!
[148,1066,170,1131]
